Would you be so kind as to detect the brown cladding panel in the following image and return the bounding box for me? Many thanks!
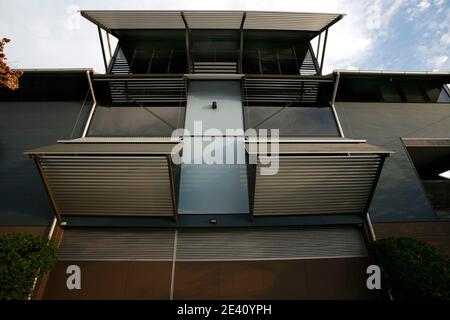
[173,258,376,300]
[304,257,373,299]
[173,261,221,299]
[43,261,172,300]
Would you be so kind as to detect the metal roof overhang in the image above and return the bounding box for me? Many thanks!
[81,10,343,33]
[25,142,181,219]
[333,70,450,83]
[245,141,392,217]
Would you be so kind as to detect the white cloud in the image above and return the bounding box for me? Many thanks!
[0,0,447,73]
[428,55,448,67]
[417,1,431,11]
[440,33,450,46]
[321,0,409,73]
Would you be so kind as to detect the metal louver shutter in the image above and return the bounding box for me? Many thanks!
[253,155,381,215]
[25,142,179,219]
[176,226,367,260]
[242,77,328,104]
[57,226,366,261]
[58,229,175,261]
[38,156,174,216]
[246,141,391,217]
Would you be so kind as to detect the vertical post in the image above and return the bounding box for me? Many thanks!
[167,49,174,74]
[316,33,321,62]
[97,26,108,73]
[276,50,282,74]
[106,32,112,58]
[82,71,97,137]
[366,213,377,241]
[319,28,329,75]
[167,155,178,223]
[181,12,191,73]
[239,12,246,74]
[331,71,341,105]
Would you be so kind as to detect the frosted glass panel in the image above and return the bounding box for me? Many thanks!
[184,81,243,133]
[179,80,249,214]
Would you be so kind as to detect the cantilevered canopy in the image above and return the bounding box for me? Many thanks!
[246,141,391,217]
[81,10,343,33]
[25,142,181,219]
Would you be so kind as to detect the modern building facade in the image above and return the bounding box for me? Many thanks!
[0,10,449,299]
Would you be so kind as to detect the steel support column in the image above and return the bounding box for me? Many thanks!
[181,12,191,73]
[319,28,329,75]
[239,12,246,74]
[97,26,108,72]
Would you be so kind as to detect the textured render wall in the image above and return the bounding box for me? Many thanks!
[0,101,90,225]
[335,102,450,222]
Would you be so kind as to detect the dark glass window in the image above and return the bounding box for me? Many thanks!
[244,105,340,137]
[243,39,310,75]
[405,141,450,216]
[114,30,188,74]
[338,77,449,103]
[399,82,428,102]
[190,30,239,73]
[126,46,186,74]
[88,105,185,137]
[379,83,402,102]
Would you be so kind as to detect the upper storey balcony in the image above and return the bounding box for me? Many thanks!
[81,10,343,76]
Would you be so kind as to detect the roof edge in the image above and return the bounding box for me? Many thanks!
[333,69,450,76]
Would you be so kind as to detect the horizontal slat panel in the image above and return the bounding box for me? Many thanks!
[82,11,185,29]
[38,156,175,217]
[111,47,130,74]
[176,226,366,260]
[243,12,342,31]
[184,11,244,29]
[58,229,176,260]
[58,226,366,261]
[192,61,238,73]
[94,77,187,105]
[300,48,318,75]
[253,155,382,215]
[81,10,342,31]
[242,77,324,104]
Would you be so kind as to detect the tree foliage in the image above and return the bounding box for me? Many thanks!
[374,237,450,300]
[0,233,57,300]
[0,38,23,90]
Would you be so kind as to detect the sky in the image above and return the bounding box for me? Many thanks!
[0,0,449,74]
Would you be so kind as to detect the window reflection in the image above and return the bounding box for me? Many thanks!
[88,105,185,137]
